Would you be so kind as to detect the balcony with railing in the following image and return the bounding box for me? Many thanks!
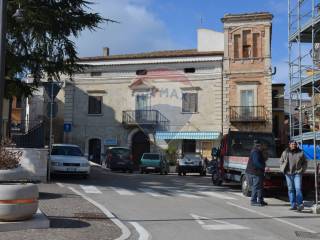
[230,106,267,123]
[122,110,169,130]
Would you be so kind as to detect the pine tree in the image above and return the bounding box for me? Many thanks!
[5,0,106,97]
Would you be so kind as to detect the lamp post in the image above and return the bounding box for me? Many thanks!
[0,0,7,141]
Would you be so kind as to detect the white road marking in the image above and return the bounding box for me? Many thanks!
[111,187,135,196]
[191,214,249,231]
[227,202,317,233]
[80,185,102,194]
[68,187,131,240]
[138,188,167,197]
[190,214,209,225]
[56,182,64,188]
[130,222,151,240]
[199,191,236,200]
[175,191,203,199]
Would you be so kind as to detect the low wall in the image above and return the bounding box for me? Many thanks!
[2,148,48,182]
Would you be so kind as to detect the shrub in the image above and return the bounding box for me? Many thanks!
[0,139,22,170]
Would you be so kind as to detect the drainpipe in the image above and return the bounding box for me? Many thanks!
[221,59,224,135]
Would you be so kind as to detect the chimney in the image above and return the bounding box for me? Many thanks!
[103,47,110,56]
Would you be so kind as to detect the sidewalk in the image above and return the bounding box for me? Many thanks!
[1,182,122,240]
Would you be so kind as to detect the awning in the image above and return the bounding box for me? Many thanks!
[155,131,221,140]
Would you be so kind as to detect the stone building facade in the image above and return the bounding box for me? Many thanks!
[59,12,274,164]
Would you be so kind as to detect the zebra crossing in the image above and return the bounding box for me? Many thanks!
[78,184,236,200]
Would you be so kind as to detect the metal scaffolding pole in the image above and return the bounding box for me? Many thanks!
[0,0,7,140]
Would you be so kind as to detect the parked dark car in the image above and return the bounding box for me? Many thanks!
[105,147,133,173]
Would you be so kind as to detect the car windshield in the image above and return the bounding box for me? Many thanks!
[142,154,160,160]
[184,154,202,161]
[51,146,83,156]
[228,132,277,158]
[110,148,130,158]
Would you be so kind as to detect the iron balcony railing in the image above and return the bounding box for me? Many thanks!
[122,110,169,130]
[230,106,267,122]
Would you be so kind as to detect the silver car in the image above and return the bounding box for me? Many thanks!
[176,153,206,176]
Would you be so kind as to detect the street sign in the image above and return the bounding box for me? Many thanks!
[43,82,62,101]
[104,138,117,146]
[64,123,72,132]
[47,102,58,118]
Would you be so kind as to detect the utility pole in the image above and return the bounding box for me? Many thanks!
[0,0,7,140]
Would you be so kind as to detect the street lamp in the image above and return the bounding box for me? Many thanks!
[0,1,24,140]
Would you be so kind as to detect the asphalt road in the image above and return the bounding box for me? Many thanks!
[53,166,320,240]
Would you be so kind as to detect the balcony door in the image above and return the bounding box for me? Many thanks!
[135,94,150,122]
[240,89,254,118]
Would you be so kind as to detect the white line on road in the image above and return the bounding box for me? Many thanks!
[111,187,135,196]
[191,214,249,231]
[199,191,236,200]
[227,202,317,233]
[175,191,203,199]
[56,182,64,188]
[138,188,167,197]
[80,185,102,194]
[68,187,131,240]
[130,222,151,240]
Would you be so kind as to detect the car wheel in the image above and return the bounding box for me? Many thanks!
[178,171,182,176]
[241,175,251,197]
[183,172,186,176]
[165,171,168,175]
[140,168,144,174]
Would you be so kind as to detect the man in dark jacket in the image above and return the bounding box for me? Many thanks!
[246,140,267,206]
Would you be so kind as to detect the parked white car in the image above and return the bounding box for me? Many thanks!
[50,144,90,178]
[176,153,206,176]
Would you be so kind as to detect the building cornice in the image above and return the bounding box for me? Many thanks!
[78,56,223,66]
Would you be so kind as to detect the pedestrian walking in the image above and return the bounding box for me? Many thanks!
[280,140,308,211]
[246,140,268,206]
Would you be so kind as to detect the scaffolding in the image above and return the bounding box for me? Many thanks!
[288,0,320,207]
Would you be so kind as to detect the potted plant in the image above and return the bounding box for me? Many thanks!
[0,140,38,221]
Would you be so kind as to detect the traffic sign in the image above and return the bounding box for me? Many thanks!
[43,82,61,101]
[64,123,72,132]
[47,102,58,118]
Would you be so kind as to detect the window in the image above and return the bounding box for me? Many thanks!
[136,94,149,110]
[242,30,251,58]
[136,69,147,75]
[184,68,196,73]
[182,92,198,113]
[88,96,102,114]
[252,33,260,58]
[90,72,102,77]
[240,89,254,116]
[234,34,241,59]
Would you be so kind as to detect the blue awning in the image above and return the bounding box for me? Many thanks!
[155,131,221,140]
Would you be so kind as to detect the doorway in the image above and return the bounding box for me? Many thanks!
[89,138,101,164]
[132,131,150,169]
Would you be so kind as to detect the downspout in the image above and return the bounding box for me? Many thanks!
[221,58,224,136]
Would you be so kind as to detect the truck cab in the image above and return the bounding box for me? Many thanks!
[213,131,283,195]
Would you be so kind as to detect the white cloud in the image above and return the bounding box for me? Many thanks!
[74,0,178,57]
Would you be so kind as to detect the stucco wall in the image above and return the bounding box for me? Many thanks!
[64,60,223,154]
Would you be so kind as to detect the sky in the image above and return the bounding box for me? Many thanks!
[75,0,289,83]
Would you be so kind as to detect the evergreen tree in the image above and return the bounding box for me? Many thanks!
[5,0,107,97]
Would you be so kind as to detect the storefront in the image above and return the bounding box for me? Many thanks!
[155,131,221,160]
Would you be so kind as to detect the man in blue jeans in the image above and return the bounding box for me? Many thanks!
[280,140,308,211]
[246,140,267,206]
